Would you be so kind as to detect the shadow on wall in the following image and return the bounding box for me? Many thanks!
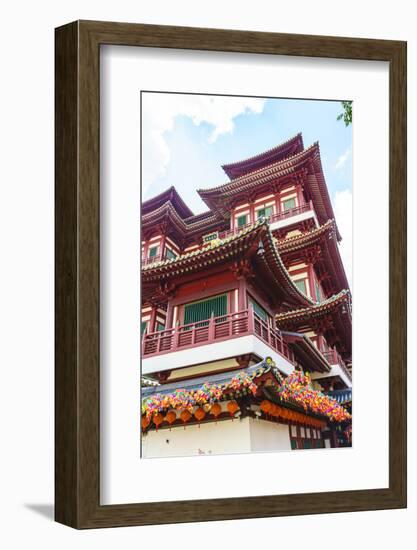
[24,503,54,521]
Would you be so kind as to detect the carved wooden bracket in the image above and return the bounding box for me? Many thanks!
[230,258,255,280]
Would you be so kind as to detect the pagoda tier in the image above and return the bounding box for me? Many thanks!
[142,219,313,310]
[141,199,228,245]
[276,289,352,361]
[142,186,194,219]
[222,133,304,180]
[276,219,350,296]
[198,141,341,240]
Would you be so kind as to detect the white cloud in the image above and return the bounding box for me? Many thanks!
[142,93,265,193]
[334,149,351,170]
[333,189,353,288]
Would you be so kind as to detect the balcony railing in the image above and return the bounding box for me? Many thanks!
[217,202,314,240]
[141,202,316,266]
[269,200,313,224]
[142,308,294,364]
[217,223,253,240]
[142,254,162,266]
[323,349,351,381]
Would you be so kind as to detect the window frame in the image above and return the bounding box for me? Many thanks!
[236,214,248,228]
[281,197,297,211]
[148,245,159,258]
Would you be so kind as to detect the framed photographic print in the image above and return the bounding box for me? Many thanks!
[55,20,406,528]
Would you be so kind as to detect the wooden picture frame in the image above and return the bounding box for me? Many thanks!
[55,20,407,528]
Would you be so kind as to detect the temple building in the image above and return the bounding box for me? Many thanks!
[140,133,352,458]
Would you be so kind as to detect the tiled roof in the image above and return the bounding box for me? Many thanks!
[142,219,314,307]
[276,289,351,325]
[276,219,350,293]
[199,142,319,196]
[142,218,264,270]
[221,133,304,179]
[141,361,271,397]
[142,186,194,219]
[277,219,336,251]
[327,389,352,404]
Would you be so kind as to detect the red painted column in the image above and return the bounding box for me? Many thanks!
[237,277,247,310]
[296,184,304,206]
[309,264,318,301]
[249,201,255,224]
[166,301,173,329]
[160,233,166,260]
[142,239,149,263]
[275,191,281,217]
[149,306,157,333]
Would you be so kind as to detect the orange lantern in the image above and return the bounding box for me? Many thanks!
[227,400,239,416]
[271,404,279,417]
[141,416,150,430]
[165,410,177,425]
[194,407,206,422]
[211,403,222,418]
[180,410,192,424]
[153,413,164,429]
[260,400,272,414]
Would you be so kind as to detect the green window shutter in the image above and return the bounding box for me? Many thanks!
[148,246,158,258]
[291,440,297,450]
[294,279,307,295]
[184,294,227,326]
[249,298,268,322]
[237,215,247,227]
[141,321,147,335]
[314,280,321,302]
[165,248,177,260]
[156,322,165,332]
[304,439,312,449]
[257,206,273,220]
[282,198,296,211]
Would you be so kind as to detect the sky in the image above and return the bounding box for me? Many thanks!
[141,92,352,285]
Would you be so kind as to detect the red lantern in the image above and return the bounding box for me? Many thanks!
[194,407,206,422]
[165,410,177,425]
[141,416,150,430]
[211,403,222,418]
[180,410,192,424]
[260,400,272,413]
[153,413,164,429]
[227,400,239,416]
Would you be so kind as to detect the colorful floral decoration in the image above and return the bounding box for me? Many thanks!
[275,370,351,422]
[228,371,257,395]
[141,365,351,429]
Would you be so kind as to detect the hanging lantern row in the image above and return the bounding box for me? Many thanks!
[141,366,350,427]
[260,400,326,429]
[142,400,241,431]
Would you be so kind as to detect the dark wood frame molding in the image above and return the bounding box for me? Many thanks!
[55,20,407,528]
